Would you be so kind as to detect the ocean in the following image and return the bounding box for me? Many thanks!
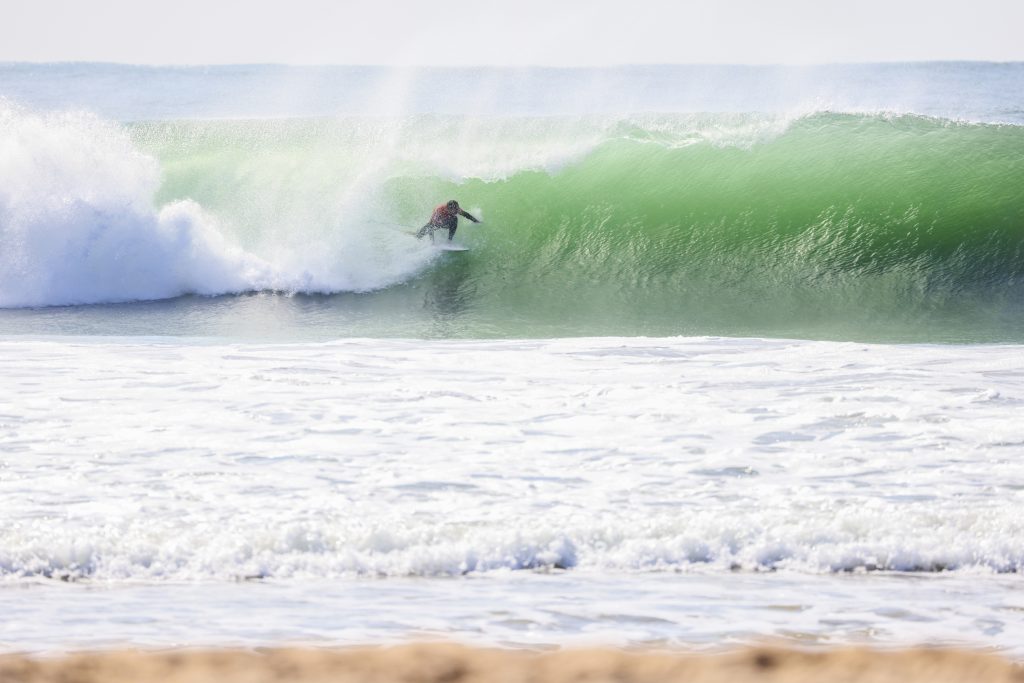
[0,62,1022,655]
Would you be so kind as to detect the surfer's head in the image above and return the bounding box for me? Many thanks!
[446,200,460,211]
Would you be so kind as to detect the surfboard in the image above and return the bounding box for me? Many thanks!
[435,243,469,252]
[401,230,469,251]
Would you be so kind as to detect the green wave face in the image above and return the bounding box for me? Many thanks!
[139,114,1024,341]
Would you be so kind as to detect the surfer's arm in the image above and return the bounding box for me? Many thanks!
[458,209,480,223]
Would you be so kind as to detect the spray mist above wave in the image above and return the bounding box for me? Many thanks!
[0,104,437,308]
[4,63,1024,123]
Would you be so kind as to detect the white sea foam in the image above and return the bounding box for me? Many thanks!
[1,336,1021,583]
[0,104,439,307]
[0,105,262,306]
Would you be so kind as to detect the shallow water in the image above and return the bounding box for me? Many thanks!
[3,572,1023,656]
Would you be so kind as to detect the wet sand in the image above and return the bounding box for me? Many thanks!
[1,644,1021,683]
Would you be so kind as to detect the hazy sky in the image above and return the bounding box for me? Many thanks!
[3,0,1022,65]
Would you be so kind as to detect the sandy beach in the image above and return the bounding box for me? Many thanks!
[1,645,1021,683]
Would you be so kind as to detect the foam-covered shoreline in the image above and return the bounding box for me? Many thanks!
[2,644,1021,682]
[2,336,1023,583]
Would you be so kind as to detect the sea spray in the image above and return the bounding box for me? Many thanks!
[0,105,270,306]
[0,104,438,307]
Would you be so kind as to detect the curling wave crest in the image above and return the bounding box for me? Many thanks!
[0,104,437,307]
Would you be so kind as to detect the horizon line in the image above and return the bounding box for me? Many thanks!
[3,59,1023,69]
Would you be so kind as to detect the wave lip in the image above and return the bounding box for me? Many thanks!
[0,105,271,307]
[0,104,438,308]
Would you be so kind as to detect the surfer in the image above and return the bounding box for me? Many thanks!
[415,200,480,242]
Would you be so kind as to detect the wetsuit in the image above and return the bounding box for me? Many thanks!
[416,204,479,241]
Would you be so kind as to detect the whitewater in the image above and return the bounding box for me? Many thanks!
[0,63,1023,656]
